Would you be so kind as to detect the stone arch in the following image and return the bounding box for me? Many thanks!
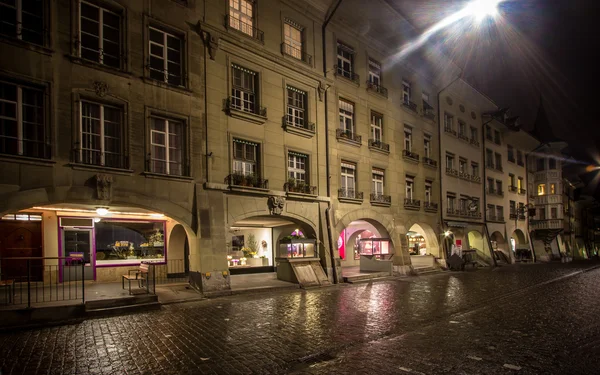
[511,229,527,244]
[467,230,484,250]
[168,224,189,274]
[490,231,507,246]
[229,210,318,237]
[334,209,397,245]
[407,222,441,258]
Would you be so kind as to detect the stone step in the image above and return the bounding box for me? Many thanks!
[343,272,390,284]
[85,302,161,318]
[414,266,443,275]
[85,294,158,311]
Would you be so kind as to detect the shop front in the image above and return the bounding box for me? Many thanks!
[444,221,494,266]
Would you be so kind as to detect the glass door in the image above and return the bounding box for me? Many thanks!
[62,229,94,280]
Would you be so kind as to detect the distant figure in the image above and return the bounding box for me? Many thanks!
[414,242,419,255]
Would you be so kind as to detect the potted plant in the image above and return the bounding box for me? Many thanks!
[286,177,297,191]
[296,181,306,194]
[260,255,268,266]
[246,174,258,187]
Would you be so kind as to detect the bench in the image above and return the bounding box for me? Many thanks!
[0,280,14,304]
[122,263,150,295]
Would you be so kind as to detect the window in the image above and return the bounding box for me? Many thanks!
[496,180,503,194]
[78,100,124,168]
[551,207,558,219]
[339,99,354,134]
[149,26,183,86]
[446,153,455,170]
[509,174,515,187]
[444,113,454,132]
[486,125,493,140]
[487,178,495,193]
[336,42,354,79]
[487,204,495,217]
[509,200,516,215]
[425,181,432,203]
[149,116,184,176]
[549,158,557,170]
[79,1,121,68]
[404,126,412,151]
[424,134,431,158]
[368,59,381,86]
[405,176,414,199]
[0,0,44,45]
[550,183,556,194]
[371,112,383,142]
[470,126,478,142]
[233,139,258,176]
[494,130,501,145]
[372,169,384,195]
[539,207,546,220]
[228,0,254,37]
[286,86,307,128]
[486,149,494,168]
[471,162,479,177]
[538,183,546,196]
[459,197,468,213]
[0,80,48,159]
[459,158,467,174]
[402,80,411,104]
[518,177,524,190]
[458,120,467,137]
[231,64,258,113]
[447,194,456,211]
[517,150,523,165]
[496,206,503,219]
[507,145,515,162]
[495,153,502,170]
[537,158,546,171]
[283,20,303,60]
[341,162,356,197]
[288,152,307,183]
[95,220,165,265]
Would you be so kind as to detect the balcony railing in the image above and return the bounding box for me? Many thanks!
[447,208,459,216]
[423,109,436,121]
[336,129,362,144]
[488,214,504,222]
[404,198,421,209]
[335,65,360,84]
[225,173,269,189]
[403,99,418,112]
[470,138,480,147]
[368,139,390,152]
[1,139,52,160]
[424,202,438,212]
[519,188,527,195]
[531,219,563,230]
[510,213,518,219]
[471,175,481,183]
[446,168,459,177]
[403,149,420,162]
[459,171,471,181]
[338,188,363,201]
[283,117,316,133]
[284,182,317,195]
[370,193,391,205]
[496,165,504,172]
[366,81,388,98]
[225,15,264,42]
[458,133,470,141]
[225,96,267,117]
[281,43,312,65]
[509,185,518,193]
[72,148,128,170]
[444,127,457,136]
[423,157,438,168]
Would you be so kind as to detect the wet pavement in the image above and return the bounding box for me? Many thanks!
[1,262,600,374]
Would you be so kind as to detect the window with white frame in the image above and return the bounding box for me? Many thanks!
[444,113,454,131]
[149,116,184,176]
[447,194,456,211]
[288,151,307,183]
[231,64,257,113]
[458,120,466,137]
[459,158,467,174]
[79,100,124,168]
[424,134,431,158]
[339,99,354,135]
[446,153,455,170]
[148,26,183,86]
[79,1,121,68]
[518,177,524,190]
[422,92,430,105]
[404,126,412,151]
[283,20,303,59]
[460,197,469,213]
[336,42,354,78]
[371,111,383,142]
[228,0,254,37]
[405,176,414,199]
[487,204,495,217]
[425,180,432,203]
[341,162,356,198]
[402,80,411,104]
[372,168,384,195]
[233,139,258,176]
[0,80,48,159]
[496,205,504,219]
[368,59,381,86]
[0,0,44,45]
[286,86,306,128]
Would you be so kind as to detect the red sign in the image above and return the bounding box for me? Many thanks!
[456,239,462,247]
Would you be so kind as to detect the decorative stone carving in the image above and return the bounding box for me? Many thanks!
[459,104,465,113]
[96,174,113,200]
[446,96,453,105]
[268,196,286,215]
[200,29,220,60]
[92,81,108,97]
[317,81,328,102]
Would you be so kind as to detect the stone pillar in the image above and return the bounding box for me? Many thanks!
[392,227,412,275]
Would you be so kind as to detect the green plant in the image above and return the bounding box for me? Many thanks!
[287,177,297,188]
[247,234,259,254]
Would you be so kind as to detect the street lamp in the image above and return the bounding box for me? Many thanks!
[466,0,502,22]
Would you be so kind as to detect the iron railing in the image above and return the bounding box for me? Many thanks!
[370,193,391,204]
[470,138,480,147]
[335,65,360,84]
[0,139,52,159]
[72,148,128,169]
[519,188,527,195]
[423,109,436,121]
[225,173,269,189]
[281,43,312,64]
[146,155,189,177]
[509,185,518,192]
[338,188,363,200]
[403,149,420,161]
[336,129,362,143]
[144,259,188,289]
[368,139,390,152]
[458,133,470,141]
[225,96,267,117]
[283,116,316,133]
[366,81,388,97]
[446,168,459,177]
[403,99,418,112]
[284,182,317,195]
[423,157,438,167]
[424,202,438,212]
[225,15,264,42]
[404,198,421,208]
[444,127,457,136]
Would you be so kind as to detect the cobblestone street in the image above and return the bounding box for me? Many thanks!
[1,263,600,375]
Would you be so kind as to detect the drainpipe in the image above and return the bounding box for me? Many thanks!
[481,119,498,266]
[323,0,343,283]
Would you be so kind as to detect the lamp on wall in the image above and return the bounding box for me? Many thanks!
[95,207,109,216]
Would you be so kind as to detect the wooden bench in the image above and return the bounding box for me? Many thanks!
[122,263,150,295]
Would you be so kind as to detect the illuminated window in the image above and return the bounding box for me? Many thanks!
[538,184,546,196]
[550,183,556,194]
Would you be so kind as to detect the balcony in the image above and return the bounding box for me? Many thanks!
[508,185,518,193]
[336,129,362,146]
[334,65,360,85]
[284,181,316,196]
[444,127,457,136]
[281,43,312,65]
[458,133,470,142]
[424,202,438,212]
[423,157,438,168]
[470,138,480,147]
[471,175,481,183]
[519,188,527,195]
[469,211,482,219]
[225,173,269,189]
[446,168,459,177]
[368,139,390,154]
[403,149,419,163]
[458,171,471,181]
[282,117,315,138]
[423,108,436,121]
[225,15,264,42]
[531,219,563,230]
[366,81,388,98]
[370,193,392,207]
[402,99,418,112]
[447,208,459,217]
[338,188,364,204]
[404,198,421,210]
[224,97,267,124]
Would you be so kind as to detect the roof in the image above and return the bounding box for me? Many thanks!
[530,99,562,144]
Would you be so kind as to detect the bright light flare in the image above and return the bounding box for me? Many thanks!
[466,0,501,22]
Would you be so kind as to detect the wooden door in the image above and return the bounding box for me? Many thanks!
[0,221,43,281]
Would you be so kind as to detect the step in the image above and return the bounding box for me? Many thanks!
[343,272,390,283]
[85,294,158,310]
[85,301,161,318]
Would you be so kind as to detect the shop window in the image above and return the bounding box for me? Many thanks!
[231,64,258,113]
[278,238,316,258]
[233,138,259,176]
[0,0,45,45]
[357,238,390,256]
[339,99,355,135]
[286,86,307,128]
[371,111,383,142]
[336,42,354,79]
[94,220,165,265]
[0,80,49,159]
[79,1,122,68]
[149,116,186,176]
[538,183,546,196]
[148,25,184,86]
[77,100,125,168]
[1,213,42,221]
[283,20,303,60]
[288,151,307,184]
[228,0,255,37]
